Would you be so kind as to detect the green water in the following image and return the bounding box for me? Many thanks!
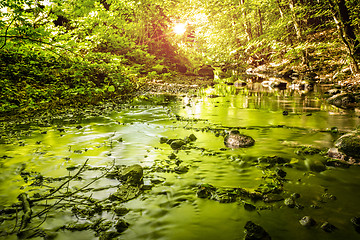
[1,83,360,240]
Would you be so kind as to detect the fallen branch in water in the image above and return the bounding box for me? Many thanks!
[17,193,32,231]
[32,159,115,218]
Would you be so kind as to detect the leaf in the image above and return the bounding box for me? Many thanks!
[107,85,115,92]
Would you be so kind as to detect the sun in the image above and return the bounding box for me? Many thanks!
[173,23,187,35]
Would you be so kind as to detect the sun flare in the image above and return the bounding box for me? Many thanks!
[173,23,187,35]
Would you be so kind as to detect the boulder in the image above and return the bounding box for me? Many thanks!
[224,130,255,148]
[198,65,214,77]
[176,64,187,73]
[335,133,360,158]
[327,93,359,109]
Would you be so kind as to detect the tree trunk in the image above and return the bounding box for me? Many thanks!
[289,0,309,67]
[240,0,252,41]
[328,0,359,73]
[276,0,285,18]
[257,9,263,37]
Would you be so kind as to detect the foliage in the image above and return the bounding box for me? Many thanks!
[1,0,359,114]
[0,0,182,114]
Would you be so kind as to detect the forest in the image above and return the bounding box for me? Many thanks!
[1,0,359,115]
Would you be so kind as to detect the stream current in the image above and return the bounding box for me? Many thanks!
[1,82,360,240]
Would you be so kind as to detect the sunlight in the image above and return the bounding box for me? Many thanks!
[173,23,187,35]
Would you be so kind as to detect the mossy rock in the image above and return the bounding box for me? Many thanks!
[335,133,360,158]
[170,139,187,150]
[224,130,255,148]
[120,164,143,185]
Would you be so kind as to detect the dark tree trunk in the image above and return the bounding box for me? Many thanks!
[336,0,360,55]
[328,0,359,72]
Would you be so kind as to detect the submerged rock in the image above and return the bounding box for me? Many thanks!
[244,221,271,240]
[197,184,216,199]
[224,130,255,148]
[299,216,316,227]
[109,184,141,202]
[284,198,295,208]
[335,133,360,159]
[321,222,337,233]
[351,216,360,233]
[109,165,144,202]
[115,219,129,233]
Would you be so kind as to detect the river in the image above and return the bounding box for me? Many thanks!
[1,82,360,240]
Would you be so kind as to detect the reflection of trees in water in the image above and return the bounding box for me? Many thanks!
[207,81,338,114]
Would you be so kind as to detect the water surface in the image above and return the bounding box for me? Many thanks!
[1,83,360,240]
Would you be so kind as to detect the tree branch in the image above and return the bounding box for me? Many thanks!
[0,15,17,50]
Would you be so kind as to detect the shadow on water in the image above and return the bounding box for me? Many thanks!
[1,81,360,240]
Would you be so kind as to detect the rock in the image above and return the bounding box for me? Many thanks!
[115,219,129,233]
[198,65,214,77]
[325,89,342,96]
[197,184,216,199]
[176,64,187,73]
[284,198,295,208]
[327,93,358,109]
[170,139,187,150]
[257,156,289,165]
[113,207,130,216]
[275,168,287,178]
[299,216,316,227]
[291,193,301,199]
[99,231,120,240]
[278,69,295,79]
[188,133,197,141]
[351,216,360,233]
[119,165,143,185]
[327,148,346,160]
[224,130,255,148]
[174,165,189,174]
[244,221,271,240]
[309,160,326,172]
[263,194,284,203]
[335,133,360,158]
[289,80,314,91]
[321,222,337,232]
[184,134,197,143]
[244,202,257,211]
[295,146,321,155]
[110,184,141,202]
[270,81,287,90]
[234,80,247,87]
